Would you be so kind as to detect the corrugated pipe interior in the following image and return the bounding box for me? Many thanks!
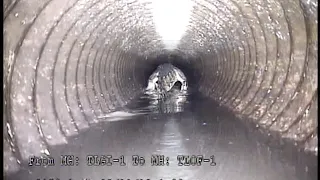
[3,0,318,176]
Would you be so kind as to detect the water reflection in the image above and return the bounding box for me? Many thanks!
[6,92,317,180]
[142,88,189,114]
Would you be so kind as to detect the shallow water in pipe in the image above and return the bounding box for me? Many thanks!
[6,92,317,180]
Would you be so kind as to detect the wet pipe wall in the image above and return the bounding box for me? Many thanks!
[3,0,318,175]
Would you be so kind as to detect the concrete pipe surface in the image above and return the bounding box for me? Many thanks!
[3,0,318,179]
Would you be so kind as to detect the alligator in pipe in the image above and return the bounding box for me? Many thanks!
[146,63,188,95]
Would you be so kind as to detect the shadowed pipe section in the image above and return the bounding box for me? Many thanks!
[172,81,183,90]
[3,0,318,175]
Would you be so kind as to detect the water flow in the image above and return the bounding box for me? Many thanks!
[7,91,317,180]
